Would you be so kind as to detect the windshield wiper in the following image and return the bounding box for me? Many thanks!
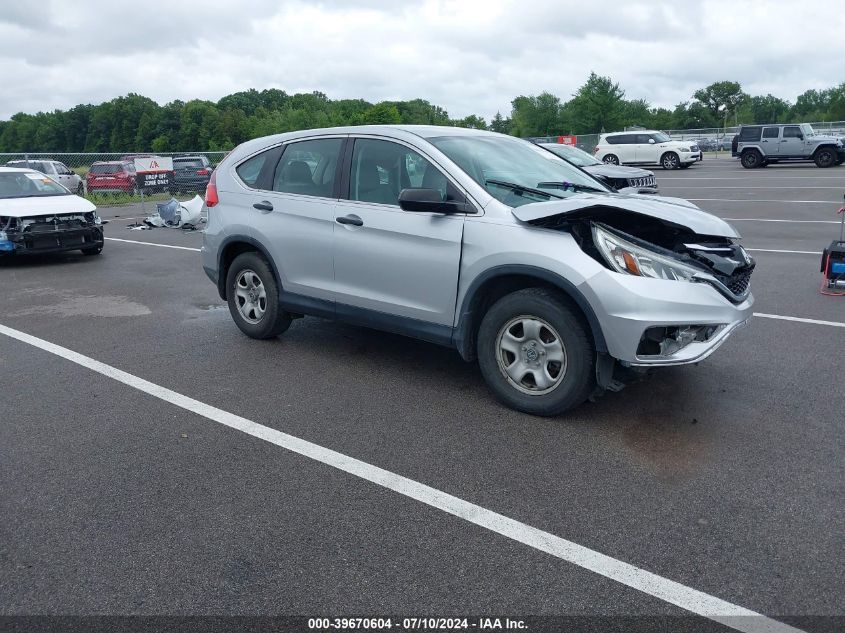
[536,181,607,194]
[485,179,564,200]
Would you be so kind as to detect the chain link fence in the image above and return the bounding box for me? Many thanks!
[0,151,227,204]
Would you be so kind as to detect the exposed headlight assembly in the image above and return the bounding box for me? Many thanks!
[591,223,710,283]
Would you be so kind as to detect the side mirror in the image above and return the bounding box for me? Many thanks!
[648,138,656,144]
[398,188,472,214]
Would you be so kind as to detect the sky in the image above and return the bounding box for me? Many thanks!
[0,0,841,121]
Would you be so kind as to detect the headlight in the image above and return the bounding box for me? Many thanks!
[679,147,691,152]
[592,224,708,282]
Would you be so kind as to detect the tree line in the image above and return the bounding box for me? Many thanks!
[2,74,844,153]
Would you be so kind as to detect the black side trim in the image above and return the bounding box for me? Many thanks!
[453,265,608,360]
[280,291,453,348]
[216,235,283,301]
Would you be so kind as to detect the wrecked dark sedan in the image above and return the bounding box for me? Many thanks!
[201,126,753,416]
[0,167,104,257]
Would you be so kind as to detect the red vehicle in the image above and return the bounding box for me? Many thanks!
[85,161,137,194]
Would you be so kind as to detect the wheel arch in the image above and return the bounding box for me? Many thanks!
[453,265,608,361]
[216,235,282,301]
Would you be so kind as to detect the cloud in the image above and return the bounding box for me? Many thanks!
[0,0,842,121]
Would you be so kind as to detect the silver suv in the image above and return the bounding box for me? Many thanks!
[736,123,844,168]
[201,126,754,416]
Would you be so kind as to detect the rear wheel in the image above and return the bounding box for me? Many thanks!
[603,154,620,165]
[226,252,291,339]
[661,152,680,169]
[741,149,762,169]
[81,245,102,256]
[814,147,837,168]
[477,288,595,416]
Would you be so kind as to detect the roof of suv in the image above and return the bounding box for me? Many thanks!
[602,130,662,137]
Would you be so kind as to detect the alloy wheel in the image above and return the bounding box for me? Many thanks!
[235,270,267,324]
[495,315,567,395]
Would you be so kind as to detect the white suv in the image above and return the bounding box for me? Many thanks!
[594,131,700,170]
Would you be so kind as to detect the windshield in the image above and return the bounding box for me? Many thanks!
[801,124,816,137]
[652,132,671,142]
[540,143,601,167]
[429,135,609,207]
[0,171,69,198]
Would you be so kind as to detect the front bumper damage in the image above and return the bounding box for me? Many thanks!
[0,212,104,255]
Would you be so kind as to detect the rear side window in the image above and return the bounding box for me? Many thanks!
[236,152,270,187]
[783,126,802,138]
[272,138,343,198]
[762,127,779,139]
[739,127,762,142]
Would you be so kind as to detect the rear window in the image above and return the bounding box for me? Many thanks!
[739,127,762,142]
[174,158,205,169]
[89,163,125,174]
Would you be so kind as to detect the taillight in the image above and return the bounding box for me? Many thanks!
[197,168,210,176]
[205,170,218,207]
[594,146,599,154]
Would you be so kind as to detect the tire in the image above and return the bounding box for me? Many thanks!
[476,288,595,416]
[76,183,84,195]
[81,245,102,256]
[814,147,837,168]
[679,163,691,169]
[226,251,291,339]
[603,154,620,165]
[741,149,762,169]
[661,152,680,170]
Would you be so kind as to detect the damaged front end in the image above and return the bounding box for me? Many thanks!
[0,212,104,255]
[513,195,755,375]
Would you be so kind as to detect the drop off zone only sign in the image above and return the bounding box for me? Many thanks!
[134,156,174,190]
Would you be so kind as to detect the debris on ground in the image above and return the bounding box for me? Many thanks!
[127,196,206,231]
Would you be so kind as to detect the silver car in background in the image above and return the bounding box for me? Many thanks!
[201,126,754,416]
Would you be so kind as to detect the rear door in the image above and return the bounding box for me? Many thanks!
[614,134,638,163]
[332,136,466,326]
[761,126,780,155]
[780,126,804,157]
[243,136,345,302]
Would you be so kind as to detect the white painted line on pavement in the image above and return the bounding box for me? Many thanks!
[746,248,822,255]
[689,198,833,204]
[0,322,805,633]
[722,218,840,224]
[754,313,845,328]
[104,237,201,252]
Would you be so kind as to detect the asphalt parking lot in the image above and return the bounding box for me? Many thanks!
[1,156,843,633]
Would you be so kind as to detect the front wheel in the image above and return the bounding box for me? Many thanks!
[814,147,837,168]
[661,152,680,169]
[81,245,102,256]
[76,183,85,195]
[477,288,595,416]
[226,252,291,339]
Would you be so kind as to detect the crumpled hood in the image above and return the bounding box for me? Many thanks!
[512,192,740,238]
[583,164,653,179]
[0,194,96,218]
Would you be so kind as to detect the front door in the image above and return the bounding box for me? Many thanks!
[634,133,660,164]
[780,125,805,157]
[332,137,466,326]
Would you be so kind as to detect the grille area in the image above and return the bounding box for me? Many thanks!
[627,175,656,188]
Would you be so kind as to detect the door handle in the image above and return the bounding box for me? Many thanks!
[336,214,363,227]
[253,201,273,212]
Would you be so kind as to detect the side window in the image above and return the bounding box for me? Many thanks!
[272,138,342,198]
[635,134,651,144]
[349,139,461,207]
[783,126,802,139]
[739,127,762,142]
[762,127,779,139]
[606,136,620,145]
[236,150,272,188]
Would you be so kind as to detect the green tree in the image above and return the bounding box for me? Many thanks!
[489,111,509,133]
[567,73,626,133]
[510,92,562,137]
[359,102,402,125]
[693,81,748,121]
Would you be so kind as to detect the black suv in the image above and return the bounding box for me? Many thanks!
[171,155,213,193]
